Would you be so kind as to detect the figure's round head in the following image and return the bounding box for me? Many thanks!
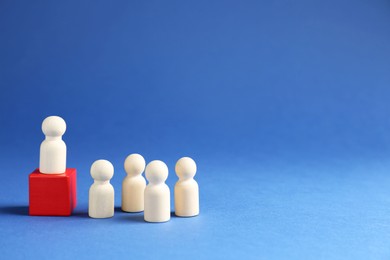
[175,157,197,180]
[42,116,66,137]
[90,159,114,181]
[124,154,145,176]
[145,160,168,184]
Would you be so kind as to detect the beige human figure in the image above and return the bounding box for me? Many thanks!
[122,154,146,212]
[174,157,199,217]
[144,160,170,223]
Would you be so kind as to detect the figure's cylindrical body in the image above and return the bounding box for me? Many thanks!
[39,138,66,174]
[89,181,114,218]
[122,176,146,212]
[144,184,170,222]
[174,180,199,217]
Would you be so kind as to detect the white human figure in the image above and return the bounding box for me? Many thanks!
[39,116,67,174]
[89,160,114,219]
[144,160,170,222]
[174,157,199,217]
[122,154,146,212]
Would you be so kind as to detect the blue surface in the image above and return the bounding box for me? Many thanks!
[1,0,390,259]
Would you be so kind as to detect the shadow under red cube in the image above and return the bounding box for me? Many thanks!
[29,168,77,216]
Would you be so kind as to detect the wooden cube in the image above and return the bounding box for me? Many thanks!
[29,168,77,216]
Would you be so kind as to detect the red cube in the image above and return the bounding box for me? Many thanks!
[29,168,77,216]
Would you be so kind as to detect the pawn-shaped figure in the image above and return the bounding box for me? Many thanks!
[122,154,146,212]
[144,160,170,222]
[39,116,67,174]
[89,160,115,219]
[174,157,199,217]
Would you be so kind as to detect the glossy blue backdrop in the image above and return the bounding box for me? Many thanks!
[1,0,390,259]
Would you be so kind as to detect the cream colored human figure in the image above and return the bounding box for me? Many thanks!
[144,160,170,223]
[174,157,199,217]
[122,154,146,212]
[39,116,67,174]
[89,160,115,219]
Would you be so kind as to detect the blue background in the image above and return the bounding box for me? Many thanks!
[1,0,390,259]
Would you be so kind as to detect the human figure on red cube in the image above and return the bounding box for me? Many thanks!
[29,116,77,216]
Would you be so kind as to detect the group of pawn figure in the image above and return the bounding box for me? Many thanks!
[37,115,199,222]
[89,155,199,222]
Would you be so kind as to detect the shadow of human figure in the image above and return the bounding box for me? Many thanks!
[123,214,145,223]
[0,206,29,216]
[71,211,89,218]
[114,206,145,223]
